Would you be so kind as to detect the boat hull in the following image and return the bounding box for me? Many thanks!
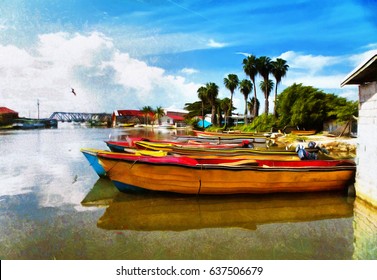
[98,155,356,195]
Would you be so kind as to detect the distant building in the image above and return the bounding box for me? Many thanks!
[0,107,19,125]
[112,110,153,126]
[160,109,188,127]
[112,109,188,127]
[341,52,377,207]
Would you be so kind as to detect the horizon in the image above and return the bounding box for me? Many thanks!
[1,0,377,118]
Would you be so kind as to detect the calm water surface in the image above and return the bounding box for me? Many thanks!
[1,125,376,260]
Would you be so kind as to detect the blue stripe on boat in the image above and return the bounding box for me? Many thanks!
[82,151,107,177]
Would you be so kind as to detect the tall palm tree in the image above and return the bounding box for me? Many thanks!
[141,105,154,125]
[197,86,207,128]
[154,106,165,125]
[257,56,273,114]
[242,55,258,117]
[248,97,260,117]
[205,82,219,126]
[239,79,253,125]
[259,79,274,114]
[271,58,289,116]
[223,74,239,125]
[220,97,231,127]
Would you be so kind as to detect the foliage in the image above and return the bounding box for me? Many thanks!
[276,83,358,131]
[241,113,277,132]
[184,101,211,119]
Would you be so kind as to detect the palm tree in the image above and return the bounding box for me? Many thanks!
[220,97,231,127]
[257,56,273,114]
[141,106,154,125]
[223,74,239,125]
[271,58,289,117]
[248,97,260,117]
[154,106,165,125]
[259,79,274,114]
[205,82,219,126]
[239,79,253,125]
[197,86,207,128]
[242,55,258,117]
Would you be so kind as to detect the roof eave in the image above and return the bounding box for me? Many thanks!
[341,53,377,87]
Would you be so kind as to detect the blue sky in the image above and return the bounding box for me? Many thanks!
[0,0,377,117]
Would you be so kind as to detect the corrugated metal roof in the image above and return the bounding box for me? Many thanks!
[0,107,18,115]
[341,53,377,86]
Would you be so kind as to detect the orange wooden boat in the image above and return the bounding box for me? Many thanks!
[96,153,356,195]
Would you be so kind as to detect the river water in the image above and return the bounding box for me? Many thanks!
[0,125,376,260]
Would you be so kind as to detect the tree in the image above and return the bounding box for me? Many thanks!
[243,55,258,117]
[220,97,231,127]
[259,79,274,116]
[205,82,219,126]
[275,83,358,131]
[141,106,154,125]
[256,56,273,114]
[239,79,253,125]
[154,106,165,125]
[248,97,260,118]
[271,58,289,117]
[197,86,208,128]
[223,74,239,125]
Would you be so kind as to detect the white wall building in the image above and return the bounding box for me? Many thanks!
[341,53,377,207]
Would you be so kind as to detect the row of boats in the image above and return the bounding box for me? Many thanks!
[81,130,356,195]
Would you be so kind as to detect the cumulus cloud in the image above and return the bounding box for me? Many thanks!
[279,51,342,74]
[0,31,200,117]
[272,50,377,101]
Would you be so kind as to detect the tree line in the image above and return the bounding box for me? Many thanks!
[185,54,358,131]
[185,55,289,127]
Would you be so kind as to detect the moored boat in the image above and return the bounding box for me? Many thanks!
[291,130,317,136]
[96,152,356,195]
[81,148,167,177]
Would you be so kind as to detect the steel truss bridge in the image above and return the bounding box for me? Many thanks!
[49,112,112,122]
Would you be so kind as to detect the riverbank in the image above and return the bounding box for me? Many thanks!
[273,133,357,159]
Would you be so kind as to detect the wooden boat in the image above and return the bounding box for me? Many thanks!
[133,139,252,152]
[291,130,317,136]
[122,139,332,160]
[117,123,135,128]
[81,148,167,178]
[193,129,263,137]
[105,137,191,152]
[95,191,353,231]
[192,130,268,142]
[97,152,356,195]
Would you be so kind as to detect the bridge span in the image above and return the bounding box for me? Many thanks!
[49,112,112,123]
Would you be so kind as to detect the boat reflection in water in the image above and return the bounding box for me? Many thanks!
[81,178,119,206]
[82,178,354,232]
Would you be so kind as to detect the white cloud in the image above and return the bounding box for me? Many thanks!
[277,50,376,94]
[207,39,227,48]
[0,31,200,117]
[348,49,377,68]
[279,51,341,74]
[235,52,251,57]
[181,67,199,75]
